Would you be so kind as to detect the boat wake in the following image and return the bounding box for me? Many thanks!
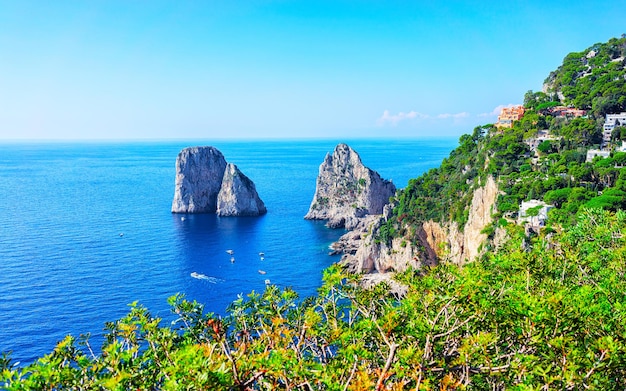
[190,272,220,283]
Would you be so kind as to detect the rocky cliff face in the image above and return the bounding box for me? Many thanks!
[217,163,267,216]
[171,147,227,213]
[421,175,499,264]
[171,147,266,216]
[338,176,499,273]
[304,143,396,229]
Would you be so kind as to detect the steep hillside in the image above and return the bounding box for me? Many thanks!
[543,36,626,116]
[346,36,626,270]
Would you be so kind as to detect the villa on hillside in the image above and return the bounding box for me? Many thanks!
[586,149,611,162]
[599,112,626,149]
[603,112,626,133]
[519,200,553,229]
[525,129,561,154]
[496,105,525,128]
[549,106,586,118]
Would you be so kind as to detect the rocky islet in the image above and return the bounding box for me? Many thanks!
[171,146,266,217]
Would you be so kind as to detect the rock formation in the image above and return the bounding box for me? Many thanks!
[337,176,499,274]
[171,146,266,217]
[420,175,499,264]
[304,143,396,229]
[217,163,267,216]
[171,147,227,213]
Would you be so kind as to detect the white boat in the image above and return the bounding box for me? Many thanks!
[264,279,271,285]
[258,269,266,275]
[226,249,234,255]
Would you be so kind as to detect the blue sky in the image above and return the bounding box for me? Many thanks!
[0,1,623,140]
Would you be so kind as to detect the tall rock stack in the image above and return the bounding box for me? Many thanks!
[217,163,267,216]
[305,143,396,229]
[171,146,266,217]
[171,147,227,213]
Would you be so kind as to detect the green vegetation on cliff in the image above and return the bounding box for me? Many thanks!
[544,36,626,116]
[4,36,626,390]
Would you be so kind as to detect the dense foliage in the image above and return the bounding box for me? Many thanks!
[4,35,626,390]
[544,36,626,116]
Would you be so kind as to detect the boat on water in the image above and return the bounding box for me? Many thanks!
[190,272,220,283]
[230,257,235,263]
[258,270,266,275]
[226,249,234,255]
[259,252,265,256]
[264,279,271,284]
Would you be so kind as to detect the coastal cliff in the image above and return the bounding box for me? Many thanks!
[337,176,499,273]
[172,146,266,216]
[304,143,396,229]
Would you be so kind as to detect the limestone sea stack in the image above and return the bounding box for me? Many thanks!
[217,163,267,216]
[171,146,227,213]
[171,146,266,217]
[304,143,396,229]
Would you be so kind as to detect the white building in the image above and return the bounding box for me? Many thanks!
[603,112,626,133]
[519,200,553,227]
[586,149,611,162]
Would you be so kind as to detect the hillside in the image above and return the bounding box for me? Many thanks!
[373,36,626,263]
[543,35,626,116]
[4,36,626,390]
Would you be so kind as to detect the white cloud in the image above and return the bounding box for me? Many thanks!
[377,110,429,126]
[436,112,470,119]
[377,110,470,126]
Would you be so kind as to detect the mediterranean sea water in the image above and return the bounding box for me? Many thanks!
[0,139,456,365]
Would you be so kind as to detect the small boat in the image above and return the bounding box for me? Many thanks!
[181,216,186,221]
[226,249,234,255]
[230,257,235,263]
[260,256,265,261]
[259,252,265,256]
[258,270,266,275]
[264,279,271,285]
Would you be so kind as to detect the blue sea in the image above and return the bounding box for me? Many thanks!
[0,139,456,365]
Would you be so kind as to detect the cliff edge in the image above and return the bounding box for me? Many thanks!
[337,176,499,274]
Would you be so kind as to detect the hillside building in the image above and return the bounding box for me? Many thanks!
[519,200,553,228]
[549,106,586,118]
[525,129,561,153]
[496,105,525,128]
[586,149,611,162]
[603,112,626,133]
